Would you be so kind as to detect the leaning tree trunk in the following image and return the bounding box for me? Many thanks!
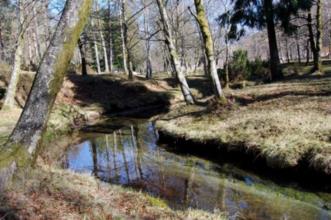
[314,0,323,73]
[3,0,24,109]
[264,0,283,80]
[193,0,225,100]
[7,0,92,154]
[156,0,194,104]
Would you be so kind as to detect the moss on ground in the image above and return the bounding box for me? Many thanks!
[156,75,331,174]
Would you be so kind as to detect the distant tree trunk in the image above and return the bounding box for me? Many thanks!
[96,2,109,73]
[156,0,194,104]
[224,37,230,89]
[296,33,301,64]
[32,4,42,62]
[143,0,153,79]
[329,31,331,59]
[264,0,283,80]
[119,1,128,75]
[193,0,225,100]
[100,32,109,73]
[78,38,87,76]
[314,0,323,73]
[120,0,134,80]
[306,38,310,65]
[108,0,113,72]
[3,0,24,109]
[7,0,92,154]
[91,19,101,75]
[0,27,4,61]
[285,38,290,63]
[146,43,153,79]
[307,12,317,68]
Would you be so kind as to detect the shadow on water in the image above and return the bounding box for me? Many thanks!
[62,119,331,220]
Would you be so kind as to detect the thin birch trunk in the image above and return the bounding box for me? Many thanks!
[156,0,194,104]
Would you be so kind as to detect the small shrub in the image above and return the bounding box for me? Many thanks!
[229,49,250,81]
[249,58,271,80]
[226,50,271,82]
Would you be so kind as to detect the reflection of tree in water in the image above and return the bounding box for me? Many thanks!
[118,129,131,182]
[65,122,330,219]
[91,140,98,177]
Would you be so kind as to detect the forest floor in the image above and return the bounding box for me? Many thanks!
[156,73,331,175]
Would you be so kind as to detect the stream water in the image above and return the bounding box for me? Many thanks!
[63,119,331,220]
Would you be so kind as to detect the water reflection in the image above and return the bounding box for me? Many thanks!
[65,122,331,220]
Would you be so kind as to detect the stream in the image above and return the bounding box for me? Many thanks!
[62,119,331,220]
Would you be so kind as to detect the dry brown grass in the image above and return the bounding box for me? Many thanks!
[157,75,331,174]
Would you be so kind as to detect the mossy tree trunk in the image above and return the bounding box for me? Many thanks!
[7,0,92,154]
[156,0,194,104]
[193,0,225,100]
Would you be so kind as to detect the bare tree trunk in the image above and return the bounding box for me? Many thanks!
[156,0,194,104]
[296,33,301,64]
[108,0,113,72]
[264,0,282,80]
[119,0,128,75]
[224,38,230,89]
[3,0,24,109]
[7,0,92,154]
[32,4,42,62]
[306,38,310,65]
[120,0,134,80]
[308,12,317,68]
[143,0,153,79]
[78,38,88,76]
[100,32,109,73]
[285,37,290,63]
[96,2,109,73]
[314,0,323,73]
[91,19,101,75]
[193,0,225,100]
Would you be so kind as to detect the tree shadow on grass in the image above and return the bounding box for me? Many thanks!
[163,76,214,98]
[63,74,173,118]
[233,75,331,106]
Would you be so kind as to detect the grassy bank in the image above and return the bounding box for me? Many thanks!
[0,165,226,220]
[156,74,331,175]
